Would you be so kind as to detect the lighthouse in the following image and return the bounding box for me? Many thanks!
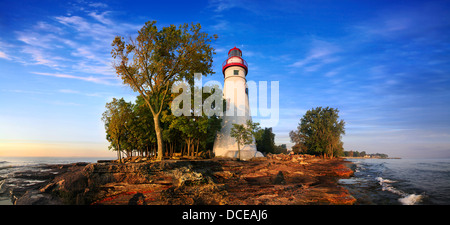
[213,47,264,160]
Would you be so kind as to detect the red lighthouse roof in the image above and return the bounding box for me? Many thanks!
[228,46,242,55]
[223,46,248,76]
[228,46,242,57]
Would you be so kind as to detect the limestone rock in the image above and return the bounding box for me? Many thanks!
[273,171,286,185]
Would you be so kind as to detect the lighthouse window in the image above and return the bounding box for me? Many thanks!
[229,50,241,57]
[233,70,239,75]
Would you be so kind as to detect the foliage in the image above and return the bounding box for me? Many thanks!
[230,120,260,160]
[102,85,222,162]
[111,21,217,160]
[254,127,276,154]
[342,150,388,158]
[101,98,134,163]
[274,144,288,154]
[289,106,345,158]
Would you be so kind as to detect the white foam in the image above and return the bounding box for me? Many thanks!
[376,177,424,205]
[376,177,396,184]
[399,194,423,205]
[376,177,401,194]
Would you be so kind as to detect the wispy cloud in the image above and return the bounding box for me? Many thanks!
[88,2,108,8]
[88,11,113,25]
[1,89,48,95]
[33,72,118,85]
[208,0,242,12]
[9,4,141,82]
[354,2,450,41]
[290,39,340,72]
[324,66,345,77]
[0,51,9,60]
[46,100,82,107]
[58,88,106,97]
[21,46,62,68]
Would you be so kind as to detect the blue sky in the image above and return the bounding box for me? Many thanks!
[0,0,449,158]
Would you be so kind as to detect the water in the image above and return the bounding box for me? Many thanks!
[340,158,450,205]
[0,157,110,205]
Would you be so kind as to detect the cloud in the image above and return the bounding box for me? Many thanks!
[58,89,106,97]
[208,0,280,14]
[88,11,113,25]
[46,100,82,107]
[16,32,56,49]
[33,72,118,85]
[211,20,229,31]
[1,89,48,95]
[34,21,64,34]
[8,6,142,83]
[354,2,450,41]
[290,39,340,72]
[0,51,9,60]
[54,13,140,43]
[59,89,80,94]
[324,66,345,77]
[21,46,61,67]
[209,0,241,12]
[88,2,108,8]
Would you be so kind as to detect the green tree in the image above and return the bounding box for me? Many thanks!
[162,85,222,157]
[254,127,275,154]
[230,120,260,160]
[111,21,217,160]
[289,106,345,158]
[274,144,288,154]
[133,95,157,157]
[102,98,134,163]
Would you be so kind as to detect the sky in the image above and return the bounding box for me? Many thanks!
[0,0,449,158]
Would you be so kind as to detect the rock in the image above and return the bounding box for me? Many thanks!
[273,171,286,185]
[97,160,113,163]
[171,167,205,186]
[212,171,234,180]
[12,156,356,205]
[14,190,63,205]
[299,160,309,165]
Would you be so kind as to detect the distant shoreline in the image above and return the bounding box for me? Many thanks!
[343,157,402,159]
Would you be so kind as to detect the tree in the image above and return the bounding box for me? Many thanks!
[133,95,157,157]
[111,21,217,160]
[289,106,345,158]
[274,144,288,154]
[230,120,260,160]
[162,85,222,158]
[102,98,134,163]
[254,127,275,154]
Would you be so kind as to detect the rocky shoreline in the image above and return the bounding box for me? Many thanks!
[8,154,356,205]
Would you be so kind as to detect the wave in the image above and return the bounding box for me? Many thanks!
[0,179,5,194]
[399,194,423,205]
[0,161,7,164]
[376,177,424,205]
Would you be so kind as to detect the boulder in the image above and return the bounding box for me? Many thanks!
[273,171,286,185]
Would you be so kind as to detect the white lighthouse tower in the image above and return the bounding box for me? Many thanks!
[213,47,264,160]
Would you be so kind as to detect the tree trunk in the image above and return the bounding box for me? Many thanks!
[196,139,200,156]
[237,139,241,161]
[186,138,193,157]
[116,144,122,163]
[153,114,164,160]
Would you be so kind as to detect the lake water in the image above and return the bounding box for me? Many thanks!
[340,158,450,205]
